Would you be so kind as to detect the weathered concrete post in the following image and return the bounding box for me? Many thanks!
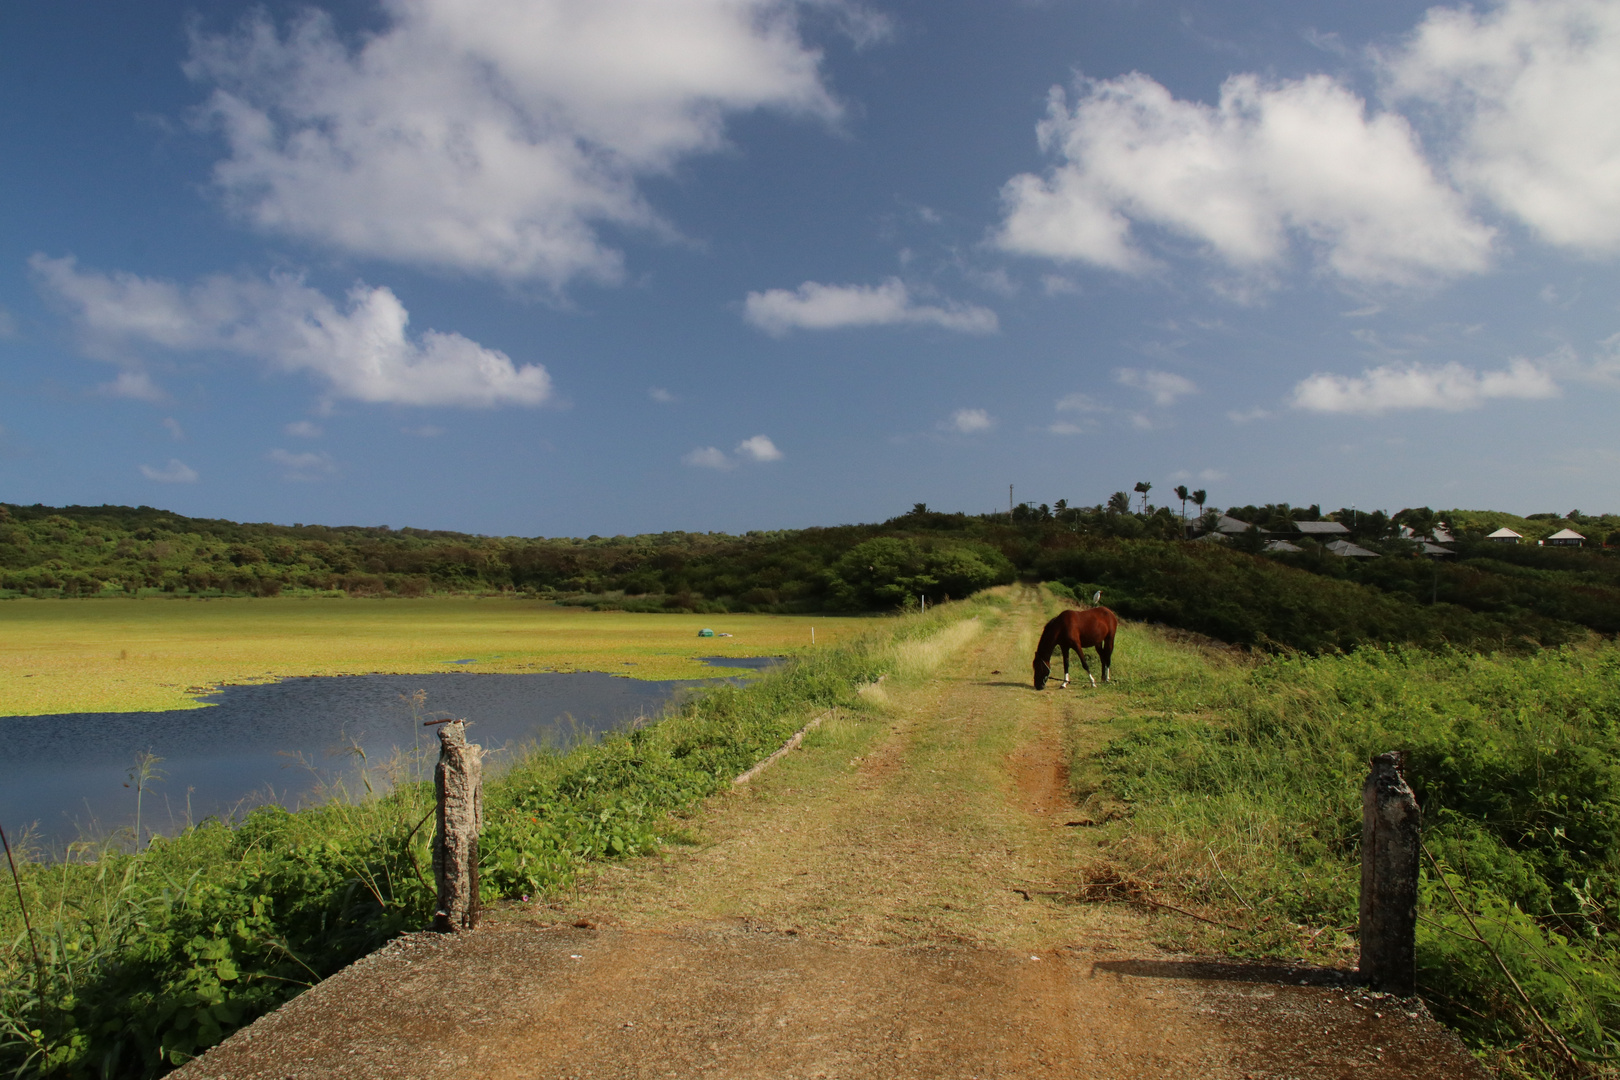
[431,720,483,932]
[1360,750,1420,995]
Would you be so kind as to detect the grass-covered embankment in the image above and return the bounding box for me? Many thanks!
[1079,618,1620,1078]
[0,594,1006,1078]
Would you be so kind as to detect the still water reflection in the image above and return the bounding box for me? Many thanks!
[0,659,780,849]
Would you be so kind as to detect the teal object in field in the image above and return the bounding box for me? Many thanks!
[697,628,715,637]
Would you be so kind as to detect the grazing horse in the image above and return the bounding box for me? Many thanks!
[1033,607,1118,690]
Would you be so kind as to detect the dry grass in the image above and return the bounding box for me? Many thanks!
[0,597,868,715]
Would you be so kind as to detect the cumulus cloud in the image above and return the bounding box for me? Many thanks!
[682,445,734,470]
[268,447,337,480]
[1382,0,1620,253]
[683,434,783,469]
[996,73,1494,285]
[285,420,322,438]
[162,418,185,440]
[0,308,17,338]
[140,459,199,483]
[1291,358,1558,414]
[743,278,998,335]
[648,387,677,404]
[940,408,994,434]
[1116,368,1198,406]
[33,255,550,408]
[186,1,855,284]
[734,434,783,461]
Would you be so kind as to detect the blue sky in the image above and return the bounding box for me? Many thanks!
[3,0,1618,536]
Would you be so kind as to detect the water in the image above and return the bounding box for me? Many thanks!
[0,665,767,849]
[698,655,785,670]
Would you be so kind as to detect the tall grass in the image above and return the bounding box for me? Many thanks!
[0,594,1005,1078]
[1095,632,1620,1078]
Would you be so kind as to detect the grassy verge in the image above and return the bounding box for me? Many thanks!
[1070,599,1620,1078]
[0,593,1006,1078]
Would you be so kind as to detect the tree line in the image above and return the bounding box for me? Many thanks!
[2,499,1616,651]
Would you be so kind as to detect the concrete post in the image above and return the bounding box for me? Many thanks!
[1360,750,1420,995]
[431,720,483,932]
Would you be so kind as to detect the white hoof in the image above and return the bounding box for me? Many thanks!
[1088,675,1097,688]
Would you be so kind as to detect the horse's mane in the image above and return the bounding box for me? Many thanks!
[1034,617,1061,665]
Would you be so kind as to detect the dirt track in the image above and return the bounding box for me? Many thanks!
[178,594,1485,1079]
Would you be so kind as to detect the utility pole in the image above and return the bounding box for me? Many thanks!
[1009,484,1014,516]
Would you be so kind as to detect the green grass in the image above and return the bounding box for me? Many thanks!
[0,594,1007,1078]
[1079,612,1620,1079]
[0,597,867,716]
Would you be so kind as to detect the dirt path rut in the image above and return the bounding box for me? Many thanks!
[179,595,1484,1079]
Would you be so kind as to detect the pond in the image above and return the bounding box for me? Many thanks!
[0,657,783,851]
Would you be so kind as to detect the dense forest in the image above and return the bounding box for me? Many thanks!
[2,498,1618,653]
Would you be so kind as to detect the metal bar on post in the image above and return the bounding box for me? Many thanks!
[1360,750,1420,995]
[431,719,483,932]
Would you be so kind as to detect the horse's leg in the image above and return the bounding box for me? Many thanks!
[1100,633,1115,684]
[1077,646,1096,687]
[1060,644,1071,688]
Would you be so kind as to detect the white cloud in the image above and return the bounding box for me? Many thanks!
[683,434,783,469]
[1382,0,1620,253]
[104,371,167,402]
[996,73,1494,285]
[1046,421,1093,436]
[1117,368,1198,406]
[1055,392,1108,414]
[1291,358,1559,414]
[186,1,851,284]
[649,387,677,404]
[1227,406,1273,424]
[683,445,734,470]
[162,417,185,440]
[140,458,198,483]
[743,278,998,335]
[734,434,783,461]
[0,308,16,338]
[33,255,550,408]
[268,447,336,480]
[285,420,322,438]
[402,424,446,437]
[941,408,994,434]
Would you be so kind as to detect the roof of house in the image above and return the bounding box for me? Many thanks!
[1546,528,1586,541]
[1214,515,1252,533]
[1419,542,1454,556]
[1264,539,1304,553]
[1486,527,1523,539]
[1431,527,1455,543]
[1325,539,1380,558]
[1293,520,1350,535]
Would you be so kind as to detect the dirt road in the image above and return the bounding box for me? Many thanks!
[179,594,1484,1079]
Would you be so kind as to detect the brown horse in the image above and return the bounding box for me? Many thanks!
[1033,607,1118,689]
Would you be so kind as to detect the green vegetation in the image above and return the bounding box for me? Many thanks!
[0,596,1006,1078]
[1087,626,1620,1078]
[3,500,1615,659]
[0,597,863,716]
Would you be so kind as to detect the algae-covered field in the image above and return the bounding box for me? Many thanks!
[0,597,865,716]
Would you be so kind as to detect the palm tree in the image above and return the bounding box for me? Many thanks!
[1192,489,1207,516]
[1173,484,1190,521]
[1133,480,1152,514]
[1107,491,1131,515]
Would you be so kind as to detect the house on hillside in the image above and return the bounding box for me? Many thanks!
[1292,521,1350,538]
[1431,526,1456,543]
[1215,515,1252,534]
[1264,539,1304,553]
[1545,528,1585,547]
[1486,527,1522,543]
[1418,542,1454,557]
[1325,539,1380,558]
